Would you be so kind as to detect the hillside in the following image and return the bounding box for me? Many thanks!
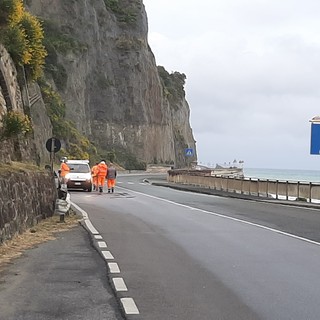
[0,0,197,169]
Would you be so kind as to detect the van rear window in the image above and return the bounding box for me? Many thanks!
[69,164,90,173]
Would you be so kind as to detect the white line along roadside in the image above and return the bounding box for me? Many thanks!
[108,262,121,273]
[113,278,128,291]
[70,201,140,316]
[71,202,99,235]
[98,241,108,248]
[121,298,139,315]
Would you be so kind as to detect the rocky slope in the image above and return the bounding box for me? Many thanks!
[26,0,196,167]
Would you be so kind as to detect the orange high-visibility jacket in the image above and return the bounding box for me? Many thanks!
[60,162,70,177]
[91,165,99,177]
[97,162,108,176]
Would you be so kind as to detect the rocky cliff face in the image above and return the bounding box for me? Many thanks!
[0,44,52,165]
[27,0,196,167]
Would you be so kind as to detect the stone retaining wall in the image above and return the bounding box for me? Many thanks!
[0,171,57,243]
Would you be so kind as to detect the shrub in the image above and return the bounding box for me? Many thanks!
[157,66,186,106]
[0,111,32,139]
[103,0,137,25]
[0,0,47,80]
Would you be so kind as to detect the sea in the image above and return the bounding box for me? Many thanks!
[244,168,320,183]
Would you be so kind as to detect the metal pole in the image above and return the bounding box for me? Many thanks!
[50,138,55,172]
[309,182,312,203]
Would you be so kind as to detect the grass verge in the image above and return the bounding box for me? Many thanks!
[0,211,81,271]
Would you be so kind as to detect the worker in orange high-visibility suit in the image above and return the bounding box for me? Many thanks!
[107,163,117,193]
[91,162,99,191]
[59,157,70,184]
[97,160,108,193]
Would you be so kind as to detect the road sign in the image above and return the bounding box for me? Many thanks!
[46,137,61,153]
[310,123,320,155]
[185,148,194,157]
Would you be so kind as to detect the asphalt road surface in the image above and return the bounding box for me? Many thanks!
[71,173,320,320]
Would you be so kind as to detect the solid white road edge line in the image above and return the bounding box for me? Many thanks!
[71,202,99,235]
[113,278,128,291]
[121,298,140,315]
[117,186,320,247]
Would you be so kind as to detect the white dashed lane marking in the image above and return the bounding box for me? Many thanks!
[121,298,140,315]
[108,262,120,273]
[71,202,140,315]
[98,241,107,248]
[113,278,128,291]
[102,251,114,259]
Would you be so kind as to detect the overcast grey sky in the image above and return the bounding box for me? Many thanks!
[143,0,320,170]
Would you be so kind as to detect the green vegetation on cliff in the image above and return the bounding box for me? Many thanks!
[0,111,32,140]
[38,80,97,161]
[0,0,47,80]
[42,20,87,91]
[103,0,139,24]
[157,66,186,106]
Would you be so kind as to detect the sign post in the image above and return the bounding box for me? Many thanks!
[310,116,320,155]
[185,148,194,170]
[45,137,61,171]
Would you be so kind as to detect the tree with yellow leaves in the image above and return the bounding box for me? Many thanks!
[0,0,47,80]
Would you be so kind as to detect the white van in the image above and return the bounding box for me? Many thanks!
[65,160,92,192]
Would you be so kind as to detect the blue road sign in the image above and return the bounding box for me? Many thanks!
[185,148,194,157]
[310,123,320,155]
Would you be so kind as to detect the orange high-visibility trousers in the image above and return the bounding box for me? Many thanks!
[98,175,106,188]
[107,179,116,189]
[92,176,98,188]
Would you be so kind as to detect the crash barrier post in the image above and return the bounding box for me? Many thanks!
[55,187,71,222]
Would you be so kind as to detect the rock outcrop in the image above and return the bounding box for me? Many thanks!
[27,0,197,167]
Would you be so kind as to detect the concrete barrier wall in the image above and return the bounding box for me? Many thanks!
[0,170,57,243]
[168,171,320,203]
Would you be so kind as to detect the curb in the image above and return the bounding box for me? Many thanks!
[151,182,320,210]
[71,202,140,320]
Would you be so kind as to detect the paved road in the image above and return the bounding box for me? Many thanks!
[70,173,320,320]
[0,227,124,320]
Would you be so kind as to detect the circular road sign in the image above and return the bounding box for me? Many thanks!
[45,138,61,153]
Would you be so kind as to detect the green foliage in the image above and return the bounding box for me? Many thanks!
[39,80,98,161]
[45,63,67,91]
[0,0,47,80]
[115,36,143,51]
[0,0,15,27]
[107,151,116,162]
[0,111,32,139]
[1,25,27,63]
[41,20,87,90]
[19,12,47,79]
[157,66,186,105]
[103,0,137,24]
[42,20,87,55]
